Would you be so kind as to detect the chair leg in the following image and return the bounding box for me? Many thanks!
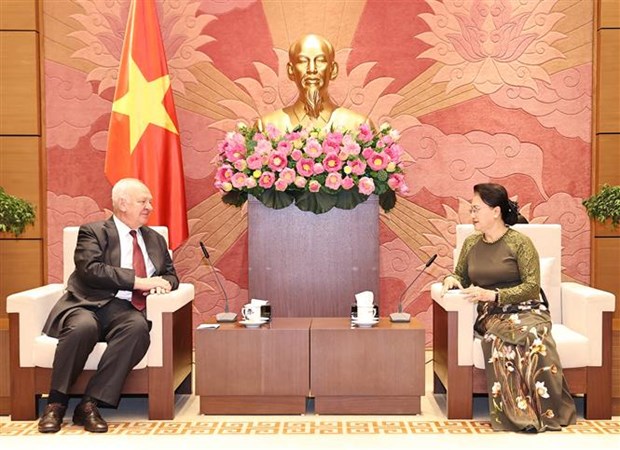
[9,316,38,420]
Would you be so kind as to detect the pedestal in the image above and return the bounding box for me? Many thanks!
[248,196,379,317]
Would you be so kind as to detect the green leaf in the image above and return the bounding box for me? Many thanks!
[259,189,295,209]
[335,189,368,210]
[379,191,397,212]
[221,190,248,207]
[294,191,338,214]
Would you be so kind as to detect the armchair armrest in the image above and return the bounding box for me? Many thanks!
[431,282,477,366]
[561,282,615,366]
[145,282,194,367]
[6,284,65,367]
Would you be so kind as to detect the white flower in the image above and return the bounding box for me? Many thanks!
[535,381,550,399]
[529,327,538,337]
[516,396,528,410]
[509,314,521,325]
[236,122,247,130]
[379,122,390,132]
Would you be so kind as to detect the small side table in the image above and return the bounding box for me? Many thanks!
[195,317,311,414]
[310,317,425,414]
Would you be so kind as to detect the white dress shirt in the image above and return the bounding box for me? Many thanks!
[113,216,156,301]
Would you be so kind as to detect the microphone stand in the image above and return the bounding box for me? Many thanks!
[200,241,237,322]
[390,254,437,323]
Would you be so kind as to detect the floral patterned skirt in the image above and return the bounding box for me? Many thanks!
[477,304,576,432]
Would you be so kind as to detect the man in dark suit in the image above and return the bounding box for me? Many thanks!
[38,178,179,433]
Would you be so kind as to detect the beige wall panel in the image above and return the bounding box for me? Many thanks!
[0,0,38,30]
[592,238,620,319]
[0,31,40,135]
[596,134,620,186]
[0,137,41,238]
[0,240,43,320]
[597,29,620,133]
[600,0,620,29]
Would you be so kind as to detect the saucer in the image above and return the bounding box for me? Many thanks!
[351,318,379,328]
[240,319,268,328]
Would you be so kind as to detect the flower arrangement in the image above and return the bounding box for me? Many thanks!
[214,122,408,214]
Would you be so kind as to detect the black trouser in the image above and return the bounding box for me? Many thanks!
[49,298,150,407]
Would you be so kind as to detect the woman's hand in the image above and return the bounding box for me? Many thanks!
[462,285,496,303]
[441,276,464,297]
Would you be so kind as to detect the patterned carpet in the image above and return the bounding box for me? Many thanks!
[1,419,619,436]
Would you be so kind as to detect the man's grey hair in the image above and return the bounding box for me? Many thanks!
[111,178,148,210]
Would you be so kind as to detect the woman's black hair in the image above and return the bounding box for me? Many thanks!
[473,183,519,225]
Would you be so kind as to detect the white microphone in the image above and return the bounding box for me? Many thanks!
[390,253,438,323]
[200,241,237,323]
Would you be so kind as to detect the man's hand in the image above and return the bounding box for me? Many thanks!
[134,276,172,294]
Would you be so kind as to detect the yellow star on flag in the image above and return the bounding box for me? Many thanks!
[111,57,178,153]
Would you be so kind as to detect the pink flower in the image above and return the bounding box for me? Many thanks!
[388,173,405,191]
[384,143,403,162]
[253,132,266,141]
[255,139,273,155]
[245,177,257,189]
[325,131,343,147]
[215,165,233,183]
[367,152,389,171]
[341,176,355,190]
[341,134,361,156]
[274,178,288,191]
[357,123,373,143]
[322,140,340,154]
[362,147,374,159]
[323,153,343,172]
[347,159,367,176]
[304,138,323,158]
[268,151,288,172]
[358,177,375,195]
[246,153,263,170]
[313,163,325,175]
[296,158,314,177]
[294,176,307,188]
[291,149,303,161]
[258,171,275,188]
[266,123,282,141]
[231,172,248,189]
[277,140,292,154]
[233,159,247,171]
[279,168,296,184]
[325,172,343,190]
[308,180,321,192]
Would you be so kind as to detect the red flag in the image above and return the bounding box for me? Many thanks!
[105,0,188,249]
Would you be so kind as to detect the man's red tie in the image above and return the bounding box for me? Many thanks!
[130,230,147,311]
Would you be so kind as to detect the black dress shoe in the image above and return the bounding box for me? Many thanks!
[72,401,108,433]
[38,403,67,433]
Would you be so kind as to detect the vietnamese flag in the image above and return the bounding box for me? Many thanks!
[105,0,188,249]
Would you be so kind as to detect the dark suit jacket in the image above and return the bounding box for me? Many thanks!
[43,217,179,337]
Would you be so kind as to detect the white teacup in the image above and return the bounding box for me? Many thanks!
[241,303,262,322]
[356,305,377,322]
[355,290,374,307]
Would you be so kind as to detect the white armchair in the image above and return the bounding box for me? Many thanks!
[432,224,615,419]
[7,226,194,420]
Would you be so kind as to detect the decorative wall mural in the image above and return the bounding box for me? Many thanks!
[44,0,593,345]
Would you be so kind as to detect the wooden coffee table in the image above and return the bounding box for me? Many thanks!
[310,317,425,414]
[195,317,311,414]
